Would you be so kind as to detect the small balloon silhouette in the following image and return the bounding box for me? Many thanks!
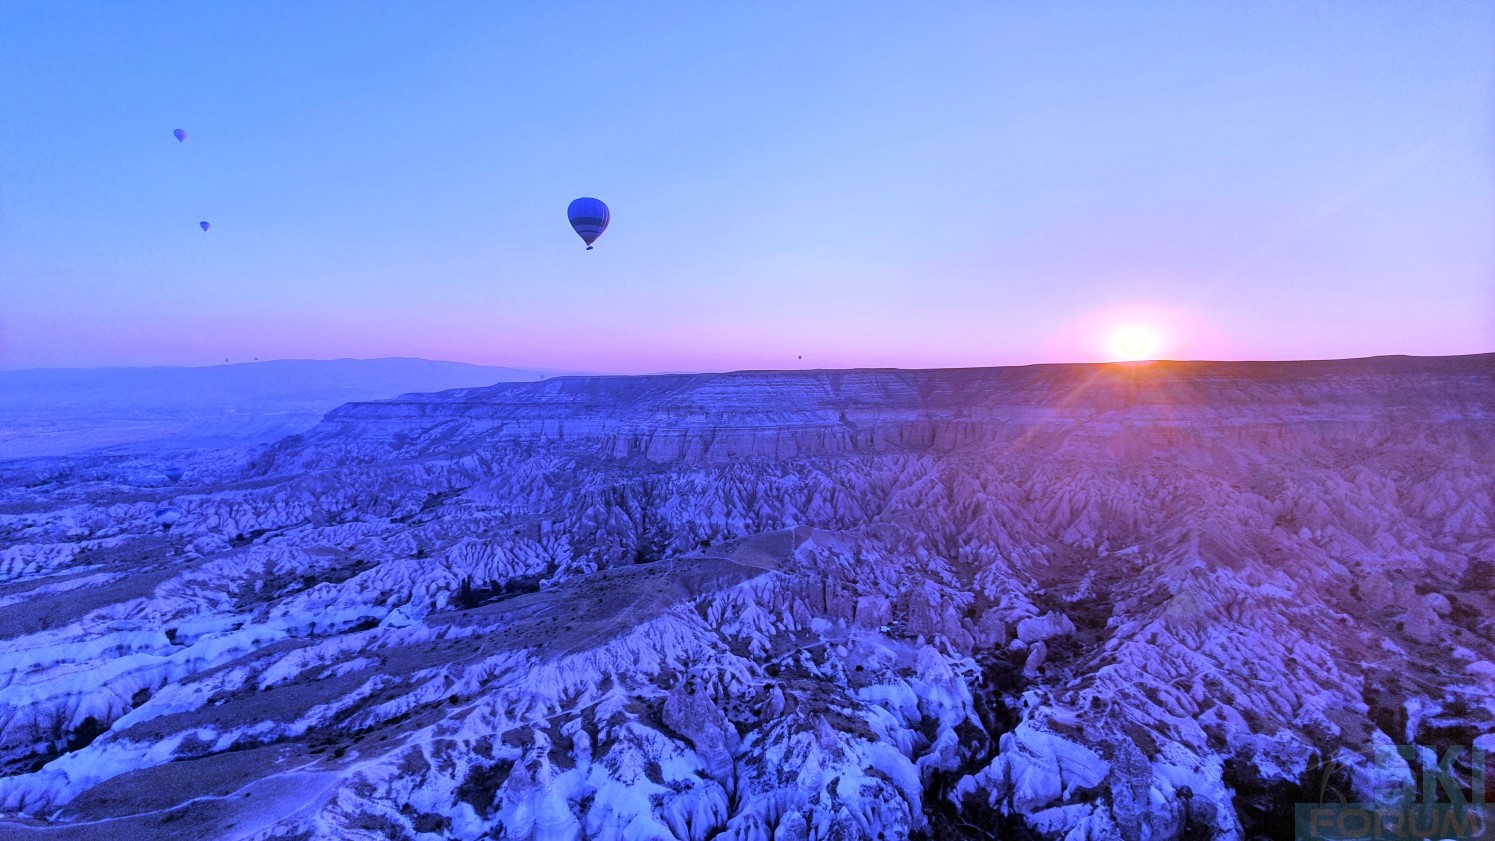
[173,129,187,142]
[200,221,211,232]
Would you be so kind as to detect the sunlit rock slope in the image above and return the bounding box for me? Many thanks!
[0,354,1491,840]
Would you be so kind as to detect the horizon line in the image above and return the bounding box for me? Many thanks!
[3,350,1491,378]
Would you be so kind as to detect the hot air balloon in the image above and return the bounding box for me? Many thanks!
[567,198,609,250]
[163,467,184,483]
[153,506,183,529]
[200,221,211,232]
[173,129,187,143]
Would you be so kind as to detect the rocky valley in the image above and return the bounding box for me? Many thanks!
[0,354,1491,840]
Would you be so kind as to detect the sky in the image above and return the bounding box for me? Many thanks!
[3,2,1493,373]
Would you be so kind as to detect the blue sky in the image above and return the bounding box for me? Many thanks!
[3,2,1492,371]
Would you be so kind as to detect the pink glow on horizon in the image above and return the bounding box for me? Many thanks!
[3,4,1492,372]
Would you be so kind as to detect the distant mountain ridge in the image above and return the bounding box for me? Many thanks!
[0,357,562,459]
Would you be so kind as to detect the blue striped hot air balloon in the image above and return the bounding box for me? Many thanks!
[567,198,609,250]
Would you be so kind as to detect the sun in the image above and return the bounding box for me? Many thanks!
[1113,328,1157,360]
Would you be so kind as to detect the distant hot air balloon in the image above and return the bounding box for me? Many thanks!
[200,221,211,232]
[173,129,187,143]
[163,467,184,483]
[567,198,609,250]
[153,506,183,529]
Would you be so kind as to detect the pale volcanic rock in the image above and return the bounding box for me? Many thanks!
[663,677,740,780]
[0,354,1490,839]
[1016,611,1076,644]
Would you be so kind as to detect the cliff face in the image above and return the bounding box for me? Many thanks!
[0,354,1491,841]
[295,355,1495,464]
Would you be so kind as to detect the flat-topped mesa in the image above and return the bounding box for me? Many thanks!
[297,354,1495,464]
